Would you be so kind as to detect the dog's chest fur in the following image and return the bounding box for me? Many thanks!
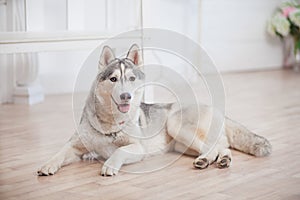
[79,103,173,159]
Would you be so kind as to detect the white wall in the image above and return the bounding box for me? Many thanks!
[38,51,90,94]
[1,0,285,98]
[36,0,285,94]
[200,0,283,71]
[143,0,200,41]
[25,0,86,94]
[143,0,284,72]
[25,0,141,95]
[26,0,67,31]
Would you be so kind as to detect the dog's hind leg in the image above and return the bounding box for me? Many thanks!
[174,142,198,156]
[37,134,88,176]
[167,115,223,169]
[174,136,219,170]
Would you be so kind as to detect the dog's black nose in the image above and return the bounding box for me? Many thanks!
[120,93,131,101]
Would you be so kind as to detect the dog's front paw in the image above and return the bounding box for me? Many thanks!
[37,163,60,176]
[101,165,119,176]
[100,159,121,176]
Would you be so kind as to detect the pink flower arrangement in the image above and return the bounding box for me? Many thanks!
[268,1,300,70]
[268,2,300,38]
[268,1,300,53]
[282,6,296,17]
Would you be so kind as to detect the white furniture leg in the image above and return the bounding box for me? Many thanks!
[13,53,44,105]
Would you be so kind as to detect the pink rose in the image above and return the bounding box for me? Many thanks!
[282,6,296,17]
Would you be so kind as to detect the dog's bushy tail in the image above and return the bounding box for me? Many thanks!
[225,118,272,157]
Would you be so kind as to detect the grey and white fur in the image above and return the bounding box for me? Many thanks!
[37,44,272,176]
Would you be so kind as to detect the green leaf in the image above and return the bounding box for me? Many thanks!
[296,39,300,50]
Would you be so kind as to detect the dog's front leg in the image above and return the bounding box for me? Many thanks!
[37,135,87,176]
[101,143,145,176]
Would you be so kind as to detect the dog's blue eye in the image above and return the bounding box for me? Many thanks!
[129,77,135,81]
[110,77,117,82]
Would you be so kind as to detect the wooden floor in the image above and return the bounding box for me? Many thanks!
[1,70,300,200]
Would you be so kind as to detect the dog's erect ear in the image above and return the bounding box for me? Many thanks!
[99,46,115,70]
[126,44,143,66]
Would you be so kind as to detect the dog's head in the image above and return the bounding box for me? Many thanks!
[95,44,145,113]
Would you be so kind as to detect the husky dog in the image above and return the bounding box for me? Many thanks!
[37,44,271,176]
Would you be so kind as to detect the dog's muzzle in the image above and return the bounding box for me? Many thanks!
[111,93,132,113]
